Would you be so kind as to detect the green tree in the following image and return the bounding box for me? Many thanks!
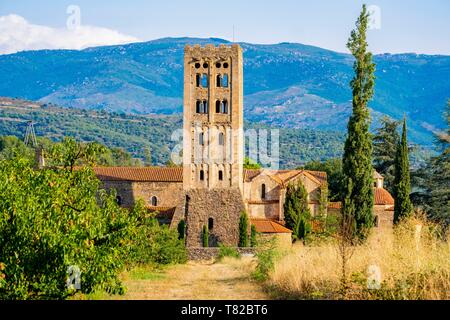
[373,116,401,193]
[144,147,152,166]
[303,158,344,201]
[412,101,450,225]
[0,138,185,300]
[393,118,414,223]
[342,4,376,240]
[284,181,312,240]
[250,225,258,247]
[244,157,262,170]
[202,225,209,248]
[239,212,249,247]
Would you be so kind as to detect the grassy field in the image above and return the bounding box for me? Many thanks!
[267,217,450,300]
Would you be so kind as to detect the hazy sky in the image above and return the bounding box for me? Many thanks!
[1,0,449,55]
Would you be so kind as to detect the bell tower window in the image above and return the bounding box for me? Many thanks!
[200,170,205,181]
[222,74,229,87]
[201,74,208,88]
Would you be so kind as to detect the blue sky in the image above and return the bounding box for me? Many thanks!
[1,0,449,54]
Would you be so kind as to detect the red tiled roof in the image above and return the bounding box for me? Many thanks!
[328,202,342,209]
[374,188,395,205]
[94,167,183,182]
[93,166,327,187]
[251,219,292,234]
[243,169,327,187]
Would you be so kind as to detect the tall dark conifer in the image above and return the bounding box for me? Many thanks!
[394,118,414,223]
[342,4,376,240]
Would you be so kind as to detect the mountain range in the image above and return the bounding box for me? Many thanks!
[0,37,449,146]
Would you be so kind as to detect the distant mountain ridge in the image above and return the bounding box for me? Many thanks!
[0,37,449,146]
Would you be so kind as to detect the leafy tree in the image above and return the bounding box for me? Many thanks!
[342,4,376,240]
[202,225,209,248]
[239,212,250,247]
[303,158,344,201]
[412,101,450,225]
[373,116,401,193]
[284,180,312,240]
[144,147,152,166]
[250,225,258,248]
[393,118,414,223]
[0,138,185,300]
[244,157,262,170]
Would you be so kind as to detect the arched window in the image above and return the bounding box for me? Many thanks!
[218,132,224,146]
[221,100,228,114]
[216,100,221,113]
[262,184,266,199]
[200,170,205,181]
[222,74,229,87]
[151,196,158,207]
[208,218,214,230]
[116,195,122,206]
[196,100,201,113]
[203,100,208,114]
[201,74,208,88]
[196,74,201,87]
[216,74,222,87]
[199,133,204,146]
[218,170,223,181]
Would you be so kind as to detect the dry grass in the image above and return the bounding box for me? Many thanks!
[269,217,450,300]
[76,256,267,300]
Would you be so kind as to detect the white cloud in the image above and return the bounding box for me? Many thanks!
[0,14,140,55]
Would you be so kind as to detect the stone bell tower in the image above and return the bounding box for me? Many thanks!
[183,44,245,247]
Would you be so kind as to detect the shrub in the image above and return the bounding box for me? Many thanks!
[239,212,249,247]
[217,244,241,261]
[202,225,209,248]
[250,225,258,247]
[253,236,279,281]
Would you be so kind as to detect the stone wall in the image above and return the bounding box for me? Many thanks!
[187,247,256,261]
[100,180,184,209]
[185,188,246,247]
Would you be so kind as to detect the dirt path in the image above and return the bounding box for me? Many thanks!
[116,258,269,300]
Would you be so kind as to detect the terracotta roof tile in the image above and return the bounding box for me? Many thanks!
[328,202,342,209]
[243,169,327,187]
[251,219,292,234]
[94,167,183,182]
[374,188,395,205]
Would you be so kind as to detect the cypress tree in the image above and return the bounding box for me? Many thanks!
[239,212,249,247]
[250,225,258,247]
[202,225,209,247]
[393,117,413,223]
[342,4,376,240]
[283,180,311,240]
